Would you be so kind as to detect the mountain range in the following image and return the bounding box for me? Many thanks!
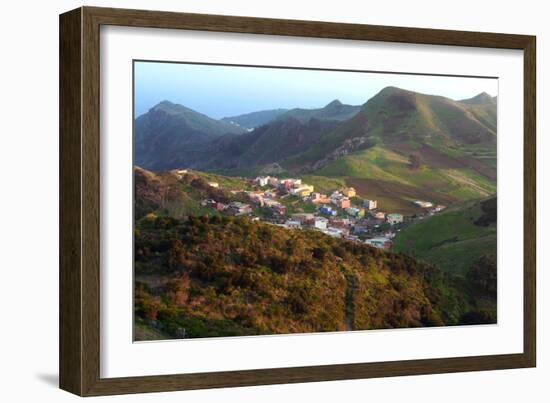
[283,87,496,171]
[220,99,362,130]
[135,99,362,170]
[134,86,497,211]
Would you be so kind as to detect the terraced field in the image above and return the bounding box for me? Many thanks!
[313,145,496,214]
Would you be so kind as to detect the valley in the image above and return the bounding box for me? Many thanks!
[133,84,498,339]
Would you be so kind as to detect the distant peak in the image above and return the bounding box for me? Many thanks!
[151,100,176,110]
[325,99,343,108]
[460,92,496,105]
[150,100,192,115]
[378,86,409,96]
[370,86,417,101]
[155,100,176,108]
[475,92,492,100]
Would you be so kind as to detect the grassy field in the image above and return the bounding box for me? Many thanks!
[190,170,251,190]
[312,146,496,214]
[392,198,497,277]
[317,146,495,196]
[299,175,346,194]
[277,195,317,214]
[345,177,450,215]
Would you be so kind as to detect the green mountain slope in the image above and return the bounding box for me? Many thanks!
[221,108,289,129]
[202,118,340,171]
[392,197,497,277]
[284,87,496,172]
[459,92,498,133]
[314,145,496,214]
[134,166,250,220]
[279,87,496,212]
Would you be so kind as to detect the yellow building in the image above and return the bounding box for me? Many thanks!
[342,187,356,198]
[291,184,314,197]
[298,185,314,197]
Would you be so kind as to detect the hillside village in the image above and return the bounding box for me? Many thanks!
[173,170,446,250]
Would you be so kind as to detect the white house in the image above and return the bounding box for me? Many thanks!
[285,220,301,229]
[364,199,378,210]
[313,217,329,230]
[414,200,433,208]
[386,213,404,225]
[365,237,392,250]
[255,176,270,186]
[323,227,343,238]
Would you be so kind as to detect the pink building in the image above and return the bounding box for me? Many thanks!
[337,198,351,209]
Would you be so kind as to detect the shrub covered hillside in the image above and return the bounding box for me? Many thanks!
[134,215,471,340]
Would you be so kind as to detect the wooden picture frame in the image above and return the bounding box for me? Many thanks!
[59,6,536,396]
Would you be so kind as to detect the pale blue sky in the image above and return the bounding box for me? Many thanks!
[134,61,498,119]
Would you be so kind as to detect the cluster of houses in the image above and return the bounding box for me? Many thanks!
[255,176,315,197]
[280,209,405,248]
[283,213,356,240]
[244,190,287,215]
[201,199,255,216]
[195,175,448,251]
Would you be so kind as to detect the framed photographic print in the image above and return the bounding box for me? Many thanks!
[59,6,536,396]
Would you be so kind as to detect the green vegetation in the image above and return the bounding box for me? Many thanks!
[203,117,340,172]
[134,215,475,340]
[317,146,497,197]
[278,195,317,215]
[392,197,496,276]
[280,88,497,213]
[134,166,249,220]
[392,198,497,317]
[189,170,251,191]
[299,175,346,194]
[283,86,496,173]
